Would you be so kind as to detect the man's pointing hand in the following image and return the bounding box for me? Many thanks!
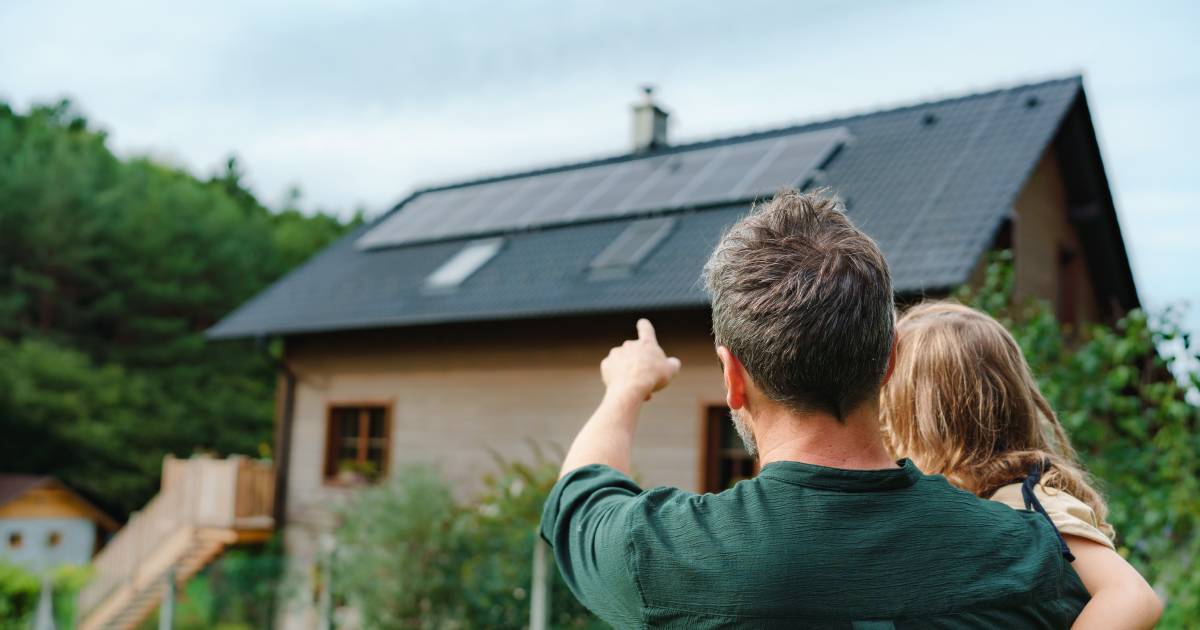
[600,318,682,401]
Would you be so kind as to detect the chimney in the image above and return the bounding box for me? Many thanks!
[631,85,669,153]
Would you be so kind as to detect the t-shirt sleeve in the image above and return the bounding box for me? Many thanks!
[990,483,1116,550]
[540,464,646,626]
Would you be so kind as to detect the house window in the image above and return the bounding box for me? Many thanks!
[702,406,757,493]
[7,532,22,549]
[324,405,390,484]
[47,531,62,548]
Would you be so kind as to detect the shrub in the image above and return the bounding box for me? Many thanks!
[334,453,599,629]
[0,562,39,627]
[0,562,90,629]
[957,251,1199,624]
[454,453,602,628]
[334,465,467,627]
[138,538,285,630]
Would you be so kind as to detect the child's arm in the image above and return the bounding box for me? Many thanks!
[1068,535,1162,629]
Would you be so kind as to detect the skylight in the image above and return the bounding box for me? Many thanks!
[589,217,676,279]
[425,238,504,290]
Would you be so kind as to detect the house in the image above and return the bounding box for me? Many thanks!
[208,76,1138,627]
[0,475,118,573]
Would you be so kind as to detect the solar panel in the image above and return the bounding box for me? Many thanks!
[411,192,481,244]
[525,167,613,225]
[568,159,663,221]
[439,177,526,237]
[736,130,847,195]
[486,176,543,225]
[678,141,776,207]
[357,126,849,250]
[509,169,583,227]
[622,153,714,211]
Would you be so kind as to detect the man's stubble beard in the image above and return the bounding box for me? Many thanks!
[730,408,758,458]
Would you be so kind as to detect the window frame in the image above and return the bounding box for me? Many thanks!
[322,401,393,487]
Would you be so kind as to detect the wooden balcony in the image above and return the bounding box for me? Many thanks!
[77,455,274,630]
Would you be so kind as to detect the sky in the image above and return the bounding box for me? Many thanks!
[1,0,1197,331]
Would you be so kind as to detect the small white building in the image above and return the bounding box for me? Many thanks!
[0,475,118,573]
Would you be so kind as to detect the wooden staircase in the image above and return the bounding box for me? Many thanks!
[76,456,274,630]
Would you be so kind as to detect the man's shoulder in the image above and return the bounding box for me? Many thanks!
[632,477,767,520]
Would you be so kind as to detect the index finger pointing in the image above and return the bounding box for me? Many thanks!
[636,318,657,343]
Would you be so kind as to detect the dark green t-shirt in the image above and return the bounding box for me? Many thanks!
[540,460,1089,629]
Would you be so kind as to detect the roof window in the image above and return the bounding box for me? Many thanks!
[589,217,676,279]
[425,238,504,290]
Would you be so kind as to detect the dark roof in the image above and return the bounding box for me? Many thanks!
[0,474,51,506]
[209,76,1124,339]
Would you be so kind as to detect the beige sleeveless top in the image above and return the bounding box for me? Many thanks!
[991,482,1116,549]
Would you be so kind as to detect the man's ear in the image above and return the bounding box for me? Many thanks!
[881,335,897,387]
[716,346,748,410]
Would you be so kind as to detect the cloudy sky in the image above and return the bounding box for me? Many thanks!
[2,0,1196,330]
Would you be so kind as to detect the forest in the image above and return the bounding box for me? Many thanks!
[0,100,359,519]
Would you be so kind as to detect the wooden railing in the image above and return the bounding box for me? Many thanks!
[77,455,274,620]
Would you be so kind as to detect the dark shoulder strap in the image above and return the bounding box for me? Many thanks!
[1021,459,1076,562]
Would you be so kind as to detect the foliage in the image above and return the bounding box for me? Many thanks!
[334,455,600,629]
[136,538,285,630]
[956,251,1200,625]
[454,451,600,628]
[206,537,287,627]
[0,338,158,509]
[335,466,464,627]
[0,562,38,627]
[0,100,359,517]
[0,562,90,629]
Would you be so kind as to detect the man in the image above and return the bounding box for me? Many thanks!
[540,190,1090,628]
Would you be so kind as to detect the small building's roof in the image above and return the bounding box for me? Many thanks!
[0,475,49,507]
[0,474,120,532]
[209,76,1136,339]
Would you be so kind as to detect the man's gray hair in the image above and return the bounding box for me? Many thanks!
[702,189,895,420]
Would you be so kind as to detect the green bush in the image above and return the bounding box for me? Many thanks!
[334,453,599,629]
[454,453,601,629]
[136,539,284,630]
[0,562,90,629]
[957,251,1200,625]
[0,562,39,627]
[335,466,463,627]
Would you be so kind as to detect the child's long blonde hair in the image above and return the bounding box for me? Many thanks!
[880,302,1107,520]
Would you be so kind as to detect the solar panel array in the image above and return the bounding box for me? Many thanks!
[357,126,850,250]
